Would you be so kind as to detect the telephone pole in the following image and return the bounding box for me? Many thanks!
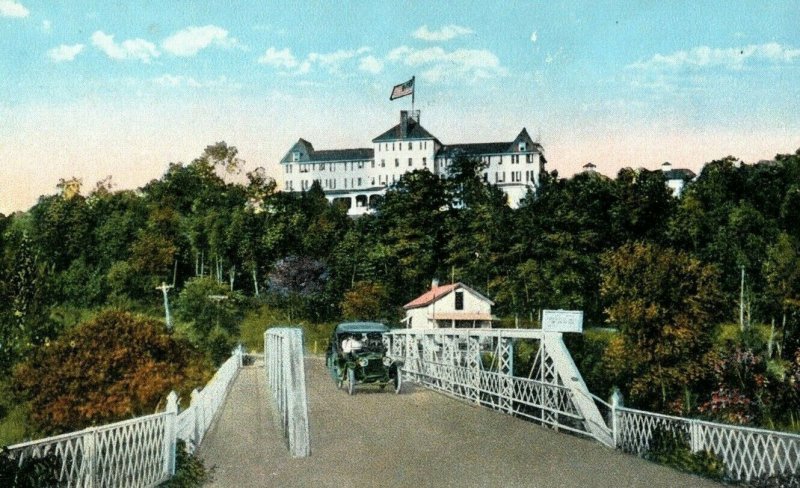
[156,281,174,331]
[739,266,745,332]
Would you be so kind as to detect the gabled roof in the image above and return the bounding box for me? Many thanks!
[403,282,494,310]
[436,128,542,159]
[307,148,373,162]
[372,119,438,142]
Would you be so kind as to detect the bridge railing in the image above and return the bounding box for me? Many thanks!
[176,345,244,452]
[5,347,244,487]
[264,328,310,458]
[614,403,800,483]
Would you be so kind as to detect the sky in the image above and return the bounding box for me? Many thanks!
[1,1,799,214]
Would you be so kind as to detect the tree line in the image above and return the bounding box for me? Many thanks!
[1,142,799,429]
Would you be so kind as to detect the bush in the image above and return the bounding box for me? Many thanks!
[643,427,725,481]
[159,440,211,487]
[13,310,212,434]
[0,447,61,487]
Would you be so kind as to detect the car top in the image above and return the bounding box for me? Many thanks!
[334,322,389,334]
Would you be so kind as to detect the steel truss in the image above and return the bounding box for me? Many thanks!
[385,329,613,446]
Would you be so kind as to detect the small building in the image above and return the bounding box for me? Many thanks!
[660,162,696,197]
[403,282,495,329]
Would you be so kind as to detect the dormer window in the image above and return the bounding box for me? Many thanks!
[519,142,527,152]
[292,151,300,162]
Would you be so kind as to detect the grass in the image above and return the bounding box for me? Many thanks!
[0,405,35,448]
[238,303,336,354]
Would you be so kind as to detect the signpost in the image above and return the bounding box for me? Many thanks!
[541,309,583,333]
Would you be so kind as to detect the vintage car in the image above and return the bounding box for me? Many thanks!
[325,322,402,395]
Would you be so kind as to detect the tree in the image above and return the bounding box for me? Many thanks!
[340,281,393,321]
[13,310,211,433]
[601,242,725,411]
[175,277,244,362]
[267,255,329,321]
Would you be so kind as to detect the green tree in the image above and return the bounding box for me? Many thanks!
[340,281,393,322]
[175,277,244,362]
[601,242,724,411]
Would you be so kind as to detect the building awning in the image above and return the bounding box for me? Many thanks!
[429,312,496,321]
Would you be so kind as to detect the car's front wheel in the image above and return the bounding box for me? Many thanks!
[347,367,356,395]
[394,368,403,394]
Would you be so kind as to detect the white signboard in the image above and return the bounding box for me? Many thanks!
[542,309,583,333]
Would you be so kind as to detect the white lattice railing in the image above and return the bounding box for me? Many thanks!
[5,347,244,487]
[616,405,800,482]
[265,328,310,458]
[176,345,243,452]
[6,401,177,488]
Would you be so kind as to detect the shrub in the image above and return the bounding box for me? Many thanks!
[159,440,211,487]
[0,447,61,487]
[13,310,212,434]
[643,426,725,481]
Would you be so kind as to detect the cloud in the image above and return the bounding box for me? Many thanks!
[48,44,85,62]
[0,0,28,18]
[530,31,537,43]
[387,45,506,82]
[412,24,473,42]
[152,74,241,89]
[258,46,377,76]
[91,31,160,63]
[258,47,298,69]
[629,43,800,70]
[42,20,51,32]
[359,55,383,74]
[162,25,240,56]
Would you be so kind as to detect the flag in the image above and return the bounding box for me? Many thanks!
[390,77,414,100]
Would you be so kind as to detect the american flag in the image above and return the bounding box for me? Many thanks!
[390,77,414,100]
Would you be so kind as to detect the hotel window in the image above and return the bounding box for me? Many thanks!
[422,157,427,167]
[344,179,347,189]
[483,173,488,182]
[319,163,325,170]
[358,177,362,186]
[392,143,395,150]
[408,142,412,150]
[408,158,412,167]
[371,161,375,168]
[395,158,399,167]
[497,156,502,165]
[371,177,375,185]
[527,154,532,163]
[381,159,385,167]
[358,161,364,169]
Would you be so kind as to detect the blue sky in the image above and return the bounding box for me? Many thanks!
[2,1,799,213]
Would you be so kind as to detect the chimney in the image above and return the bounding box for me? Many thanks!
[431,278,439,290]
[400,110,408,138]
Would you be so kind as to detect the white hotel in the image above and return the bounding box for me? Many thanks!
[280,110,546,216]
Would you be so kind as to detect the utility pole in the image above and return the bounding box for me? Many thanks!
[156,281,174,331]
[739,265,745,332]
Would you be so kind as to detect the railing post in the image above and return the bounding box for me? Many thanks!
[237,344,244,368]
[611,388,622,449]
[164,391,178,477]
[190,389,201,451]
[690,420,700,453]
[83,428,96,488]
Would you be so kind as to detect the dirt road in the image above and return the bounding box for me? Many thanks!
[199,358,720,487]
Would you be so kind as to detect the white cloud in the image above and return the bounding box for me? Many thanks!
[42,20,51,32]
[630,43,800,70]
[47,44,84,62]
[387,45,506,82]
[162,25,240,57]
[152,74,240,89]
[0,0,28,18]
[91,31,160,63]
[359,55,383,74]
[412,24,473,42]
[257,47,298,69]
[530,31,538,43]
[258,46,376,76]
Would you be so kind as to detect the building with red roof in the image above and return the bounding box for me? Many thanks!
[403,281,495,329]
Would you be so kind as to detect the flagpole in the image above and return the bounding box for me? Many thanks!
[411,75,415,114]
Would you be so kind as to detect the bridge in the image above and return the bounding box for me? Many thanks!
[198,355,720,487]
[7,328,799,487]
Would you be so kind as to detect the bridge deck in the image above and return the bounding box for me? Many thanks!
[198,357,721,487]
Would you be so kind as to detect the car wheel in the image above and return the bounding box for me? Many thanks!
[394,368,403,394]
[347,368,356,396]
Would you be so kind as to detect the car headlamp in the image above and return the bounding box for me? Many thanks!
[358,358,369,367]
[382,356,392,366]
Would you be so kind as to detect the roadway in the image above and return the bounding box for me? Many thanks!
[198,357,721,487]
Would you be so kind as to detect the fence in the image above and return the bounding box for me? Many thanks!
[264,328,310,458]
[5,347,244,487]
[387,328,800,483]
[176,345,244,452]
[614,402,800,482]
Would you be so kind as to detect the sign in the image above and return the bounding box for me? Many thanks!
[542,309,583,333]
